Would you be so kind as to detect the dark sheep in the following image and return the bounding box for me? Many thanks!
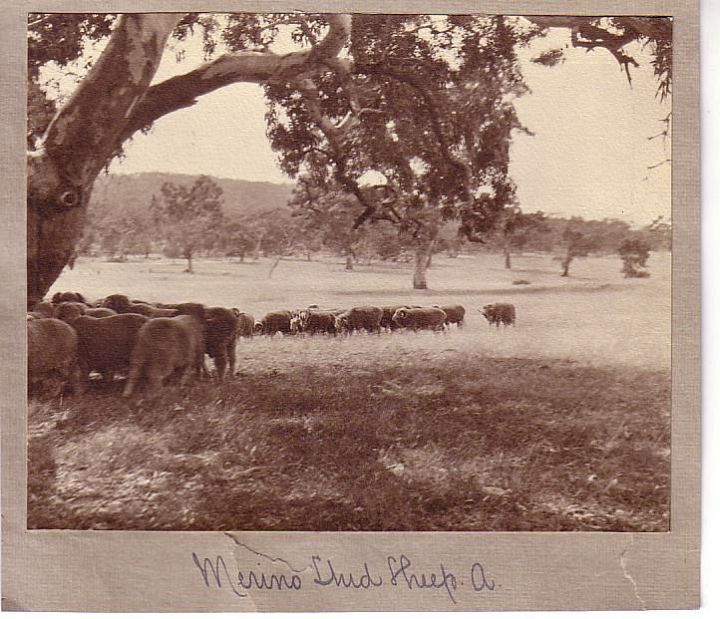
[70,313,149,384]
[51,291,86,304]
[335,306,383,334]
[204,306,239,380]
[84,307,117,318]
[480,303,516,327]
[392,307,447,331]
[435,304,466,327]
[102,294,178,318]
[380,305,407,331]
[31,301,55,318]
[123,315,205,397]
[54,301,87,323]
[232,310,255,338]
[27,318,82,398]
[255,310,293,336]
[298,310,337,336]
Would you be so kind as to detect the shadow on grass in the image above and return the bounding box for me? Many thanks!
[28,355,670,532]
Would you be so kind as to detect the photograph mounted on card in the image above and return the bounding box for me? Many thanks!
[1,0,700,612]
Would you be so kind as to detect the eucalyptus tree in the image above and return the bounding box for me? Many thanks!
[27,13,671,304]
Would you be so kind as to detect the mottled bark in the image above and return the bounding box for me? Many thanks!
[27,14,181,307]
[27,13,352,306]
[413,243,433,290]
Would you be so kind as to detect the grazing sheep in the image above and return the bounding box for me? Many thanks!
[102,294,178,318]
[255,310,293,336]
[204,306,239,380]
[70,313,149,384]
[123,315,205,397]
[54,301,87,323]
[392,307,447,332]
[298,310,337,336]
[232,310,255,338]
[31,301,55,318]
[27,318,82,398]
[335,306,383,334]
[84,307,116,318]
[380,306,406,331]
[51,291,86,304]
[480,303,516,328]
[435,304,465,327]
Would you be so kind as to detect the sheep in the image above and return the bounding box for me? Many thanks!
[54,301,87,323]
[69,313,149,385]
[27,318,82,398]
[392,307,447,331]
[51,291,86,304]
[334,306,383,334]
[480,303,516,327]
[435,304,466,327]
[123,315,205,397]
[30,301,55,318]
[297,310,337,336]
[102,294,178,318]
[255,311,293,336]
[204,306,239,380]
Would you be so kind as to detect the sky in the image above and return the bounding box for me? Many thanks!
[43,18,672,227]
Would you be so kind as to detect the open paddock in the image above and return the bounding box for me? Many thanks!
[28,251,671,531]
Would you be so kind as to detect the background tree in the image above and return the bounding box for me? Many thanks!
[559,223,601,277]
[495,208,548,268]
[619,237,652,278]
[263,15,535,289]
[642,215,672,251]
[290,182,366,271]
[150,176,224,273]
[220,218,257,262]
[26,13,672,305]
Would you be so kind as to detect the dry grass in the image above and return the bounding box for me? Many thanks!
[28,252,671,530]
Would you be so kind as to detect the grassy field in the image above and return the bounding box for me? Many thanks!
[28,251,671,531]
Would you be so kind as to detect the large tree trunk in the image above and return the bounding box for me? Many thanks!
[345,254,354,271]
[413,243,433,290]
[26,14,180,307]
[26,14,351,307]
[185,253,193,273]
[503,240,512,269]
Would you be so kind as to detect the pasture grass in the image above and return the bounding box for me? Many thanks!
[28,348,670,531]
[28,252,671,531]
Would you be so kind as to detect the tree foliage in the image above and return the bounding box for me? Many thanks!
[559,223,602,277]
[26,12,673,303]
[150,176,224,272]
[619,237,652,278]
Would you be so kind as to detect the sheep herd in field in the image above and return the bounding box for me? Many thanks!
[26,290,516,400]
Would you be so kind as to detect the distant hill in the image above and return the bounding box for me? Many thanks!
[89,172,295,219]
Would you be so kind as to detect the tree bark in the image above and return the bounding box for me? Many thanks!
[27,14,181,307]
[268,255,282,279]
[26,13,352,307]
[413,243,432,289]
[345,253,354,271]
[425,239,436,269]
[185,253,193,273]
[561,255,571,277]
[504,242,512,269]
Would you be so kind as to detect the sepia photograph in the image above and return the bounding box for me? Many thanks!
[25,11,673,535]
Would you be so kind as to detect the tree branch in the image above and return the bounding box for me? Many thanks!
[122,14,351,141]
[41,13,182,185]
[524,16,671,85]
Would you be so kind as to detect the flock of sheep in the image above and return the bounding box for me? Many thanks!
[27,291,516,400]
